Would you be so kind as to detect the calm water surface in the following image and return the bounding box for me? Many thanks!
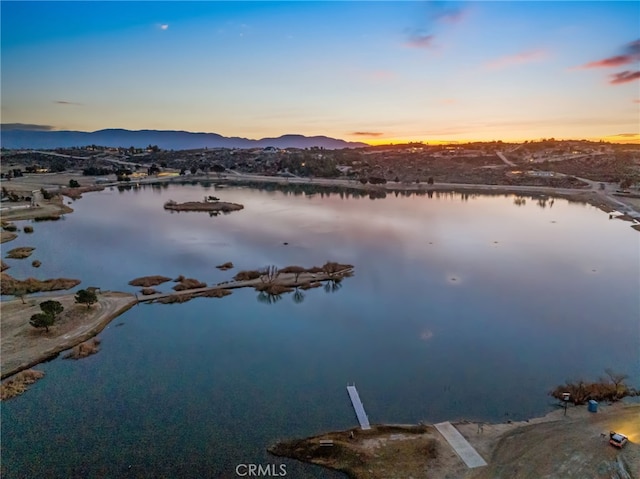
[2,184,638,478]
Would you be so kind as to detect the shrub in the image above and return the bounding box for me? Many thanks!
[233,270,261,281]
[172,278,207,291]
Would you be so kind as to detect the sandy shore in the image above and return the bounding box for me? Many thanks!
[270,402,640,479]
[0,292,137,379]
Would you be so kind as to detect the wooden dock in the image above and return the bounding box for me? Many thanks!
[347,384,371,430]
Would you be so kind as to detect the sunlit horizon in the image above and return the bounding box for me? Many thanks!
[2,1,638,145]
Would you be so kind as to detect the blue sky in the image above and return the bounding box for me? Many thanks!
[1,1,639,143]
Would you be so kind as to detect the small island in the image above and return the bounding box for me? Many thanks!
[163,199,244,213]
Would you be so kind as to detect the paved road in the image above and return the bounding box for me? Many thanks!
[435,422,487,468]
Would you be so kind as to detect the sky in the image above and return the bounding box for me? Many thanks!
[1,1,639,144]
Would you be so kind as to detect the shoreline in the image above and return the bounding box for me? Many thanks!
[121,172,640,220]
[1,268,353,380]
[1,292,137,380]
[269,402,640,479]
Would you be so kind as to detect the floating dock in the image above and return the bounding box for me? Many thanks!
[346,384,371,430]
[434,422,487,468]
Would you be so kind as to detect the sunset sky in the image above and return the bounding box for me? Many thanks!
[1,1,639,144]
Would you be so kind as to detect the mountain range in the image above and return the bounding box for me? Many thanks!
[0,127,368,150]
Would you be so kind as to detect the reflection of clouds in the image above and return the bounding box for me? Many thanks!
[420,329,434,341]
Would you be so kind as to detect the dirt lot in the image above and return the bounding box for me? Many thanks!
[466,403,640,479]
[269,424,469,479]
[0,292,137,379]
[0,196,73,222]
[270,403,639,479]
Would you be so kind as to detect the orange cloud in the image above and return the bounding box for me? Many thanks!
[351,132,384,137]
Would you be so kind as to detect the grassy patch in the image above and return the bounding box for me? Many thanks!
[1,370,45,401]
[233,270,261,281]
[64,339,101,360]
[5,247,35,259]
[198,289,232,298]
[216,262,234,270]
[173,278,207,291]
[0,273,81,295]
[128,275,172,287]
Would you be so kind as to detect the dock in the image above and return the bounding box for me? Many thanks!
[347,384,371,430]
[434,422,487,468]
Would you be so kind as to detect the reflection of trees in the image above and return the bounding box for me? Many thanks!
[257,291,283,305]
[293,288,305,304]
[537,198,548,209]
[513,197,526,206]
[324,278,343,294]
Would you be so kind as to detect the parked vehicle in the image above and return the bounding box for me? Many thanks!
[609,431,628,448]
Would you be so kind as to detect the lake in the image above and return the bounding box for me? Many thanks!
[2,183,638,478]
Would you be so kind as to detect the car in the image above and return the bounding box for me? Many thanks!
[609,431,628,448]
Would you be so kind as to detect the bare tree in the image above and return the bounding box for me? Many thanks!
[604,368,629,392]
[260,265,280,284]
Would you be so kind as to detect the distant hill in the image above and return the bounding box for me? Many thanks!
[0,128,367,150]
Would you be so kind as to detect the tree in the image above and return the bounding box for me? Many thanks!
[69,179,80,188]
[40,300,64,317]
[75,289,98,309]
[14,285,27,304]
[279,265,305,282]
[30,312,55,332]
[427,177,434,185]
[619,178,632,190]
[260,265,280,283]
[190,165,198,175]
[604,368,629,394]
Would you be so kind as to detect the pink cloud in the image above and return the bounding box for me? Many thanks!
[485,49,547,70]
[609,70,640,85]
[578,39,640,69]
[405,34,435,49]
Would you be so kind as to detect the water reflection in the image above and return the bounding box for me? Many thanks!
[2,181,636,479]
[324,278,343,293]
[293,288,305,304]
[257,291,282,305]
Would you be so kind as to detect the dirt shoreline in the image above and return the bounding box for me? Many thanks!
[270,402,640,479]
[0,292,137,379]
[0,195,73,222]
